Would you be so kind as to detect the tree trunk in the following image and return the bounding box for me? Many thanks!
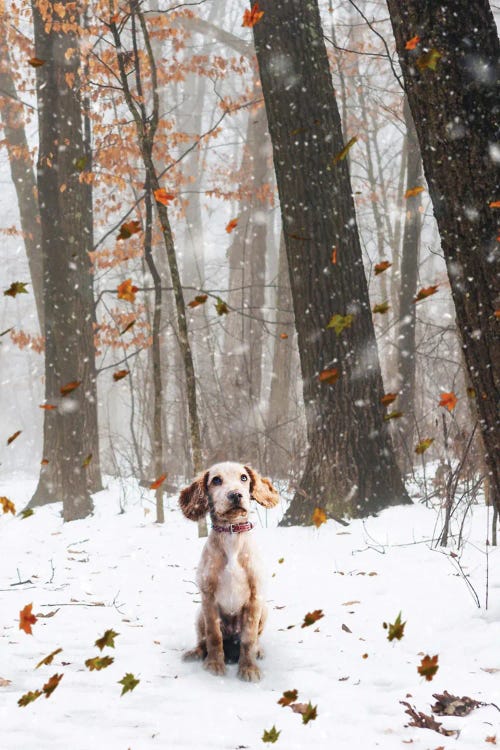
[28,0,98,520]
[252,0,410,522]
[386,0,500,513]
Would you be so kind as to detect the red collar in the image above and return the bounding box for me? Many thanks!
[211,520,254,534]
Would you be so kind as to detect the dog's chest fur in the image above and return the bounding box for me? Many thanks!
[215,535,252,615]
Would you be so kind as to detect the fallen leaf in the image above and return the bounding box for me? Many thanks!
[415,438,434,454]
[113,369,129,382]
[413,285,438,303]
[416,48,442,71]
[117,279,139,303]
[405,35,421,50]
[150,473,167,490]
[383,611,406,641]
[333,136,358,164]
[1,496,16,514]
[374,260,392,275]
[372,301,390,314]
[290,702,318,724]
[278,689,298,707]
[418,654,439,681]
[18,690,42,707]
[188,294,208,309]
[431,690,480,717]
[318,368,339,385]
[85,656,114,671]
[326,313,354,334]
[0,677,11,687]
[342,623,352,633]
[401,701,456,736]
[225,218,239,233]
[311,507,327,528]
[118,672,140,695]
[28,57,45,67]
[4,281,29,297]
[7,430,22,445]
[117,221,141,241]
[36,648,63,670]
[42,673,63,698]
[301,610,324,628]
[381,393,397,406]
[19,604,37,635]
[405,186,425,199]
[95,629,119,651]
[439,392,457,412]
[154,188,175,206]
[486,736,497,744]
[278,558,284,564]
[60,380,81,397]
[262,726,280,743]
[242,2,264,27]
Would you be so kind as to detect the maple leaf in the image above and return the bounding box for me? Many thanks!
[417,48,442,71]
[333,136,358,164]
[301,609,324,628]
[415,438,434,454]
[117,279,139,303]
[439,392,457,412]
[82,454,93,468]
[418,654,439,681]
[154,188,175,206]
[42,673,63,698]
[382,611,406,641]
[28,57,45,67]
[4,281,29,297]
[413,285,439,303]
[381,393,397,406]
[384,410,404,421]
[150,473,167,490]
[374,260,392,275]
[372,301,390,314]
[405,35,421,50]
[188,294,208,309]
[225,218,239,233]
[60,380,81,397]
[19,603,37,635]
[326,313,354,334]
[95,629,119,651]
[318,368,339,385]
[113,369,129,382]
[1,496,16,514]
[85,656,114,671]
[215,297,229,316]
[311,507,327,528]
[278,689,298,707]
[39,403,57,410]
[118,672,140,696]
[7,430,22,445]
[262,726,280,743]
[117,220,141,241]
[18,690,42,707]
[242,2,264,27]
[291,701,318,724]
[20,508,34,519]
[405,185,425,199]
[36,648,63,669]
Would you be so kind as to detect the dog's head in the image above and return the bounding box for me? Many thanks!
[179,461,279,523]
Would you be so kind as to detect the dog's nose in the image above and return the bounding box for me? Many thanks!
[228,491,243,504]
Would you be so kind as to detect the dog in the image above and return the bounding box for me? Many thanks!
[179,461,279,681]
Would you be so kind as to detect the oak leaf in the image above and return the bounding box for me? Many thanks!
[1,496,16,514]
[118,672,140,695]
[19,603,37,635]
[311,507,327,528]
[418,654,439,681]
[439,392,457,412]
[242,3,264,27]
[4,281,28,297]
[95,629,119,651]
[301,609,324,628]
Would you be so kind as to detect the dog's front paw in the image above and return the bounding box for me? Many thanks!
[183,646,205,662]
[238,661,261,682]
[203,657,226,676]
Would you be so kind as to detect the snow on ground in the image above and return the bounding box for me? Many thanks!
[1,474,499,749]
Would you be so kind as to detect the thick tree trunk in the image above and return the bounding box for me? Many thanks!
[252,0,410,522]
[395,99,423,472]
[28,0,99,520]
[386,0,500,513]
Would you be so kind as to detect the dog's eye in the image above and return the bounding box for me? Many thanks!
[212,476,222,486]
[240,474,248,482]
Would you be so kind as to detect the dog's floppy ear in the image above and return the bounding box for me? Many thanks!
[245,466,279,508]
[179,471,209,521]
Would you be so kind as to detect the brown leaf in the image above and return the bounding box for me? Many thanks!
[416,48,442,71]
[85,656,114,671]
[4,281,29,297]
[36,648,63,669]
[18,690,42,707]
[215,297,229,316]
[372,301,390,314]
[400,701,456,736]
[154,188,175,206]
[7,430,22,445]
[413,285,438,303]
[188,294,208,309]
[113,369,129,382]
[374,260,392,275]
[242,2,264,27]
[225,218,239,233]
[278,689,298,707]
[117,279,139,303]
[381,393,398,406]
[28,57,46,67]
[418,654,439,681]
[42,673,63,698]
[39,403,57,410]
[342,623,352,633]
[60,380,81,397]
[301,609,324,628]
[1,496,16,515]
[431,690,480,717]
[318,367,339,385]
[290,702,318,724]
[117,220,141,241]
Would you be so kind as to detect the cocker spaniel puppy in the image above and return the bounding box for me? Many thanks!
[179,461,279,682]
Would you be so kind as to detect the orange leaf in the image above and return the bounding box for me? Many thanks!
[0,496,16,514]
[405,186,425,199]
[331,247,337,264]
[117,279,139,303]
[318,368,339,385]
[41,458,49,466]
[7,430,22,445]
[225,218,239,233]
[117,220,141,241]
[279,333,289,340]
[60,380,81,397]
[417,654,439,681]
[154,188,175,206]
[188,294,208,309]
[113,369,130,382]
[28,57,45,67]
[242,2,264,27]
[374,260,392,275]
[494,310,500,319]
[439,391,457,412]
[413,284,438,303]
[39,404,57,410]
[150,473,167,490]
[278,689,298,707]
[489,200,500,208]
[381,393,397,406]
[19,603,37,635]
[405,35,421,50]
[311,507,327,528]
[301,609,324,628]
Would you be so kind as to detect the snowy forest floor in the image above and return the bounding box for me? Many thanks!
[1,474,499,750]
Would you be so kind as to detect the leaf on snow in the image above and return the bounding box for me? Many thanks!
[382,611,406,641]
[4,281,29,297]
[400,701,456,736]
[36,648,63,669]
[311,507,327,528]
[431,690,481,717]
[85,656,114,671]
[118,672,140,696]
[418,654,439,681]
[1,496,16,514]
[95,629,119,651]
[290,702,318,724]
[262,726,280,743]
[278,689,298,707]
[19,603,37,635]
[18,690,42,707]
[42,673,63,698]
[301,609,324,628]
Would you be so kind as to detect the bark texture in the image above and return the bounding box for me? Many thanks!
[252,0,410,521]
[386,0,500,512]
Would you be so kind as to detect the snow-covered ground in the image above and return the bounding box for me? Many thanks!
[1,474,499,749]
